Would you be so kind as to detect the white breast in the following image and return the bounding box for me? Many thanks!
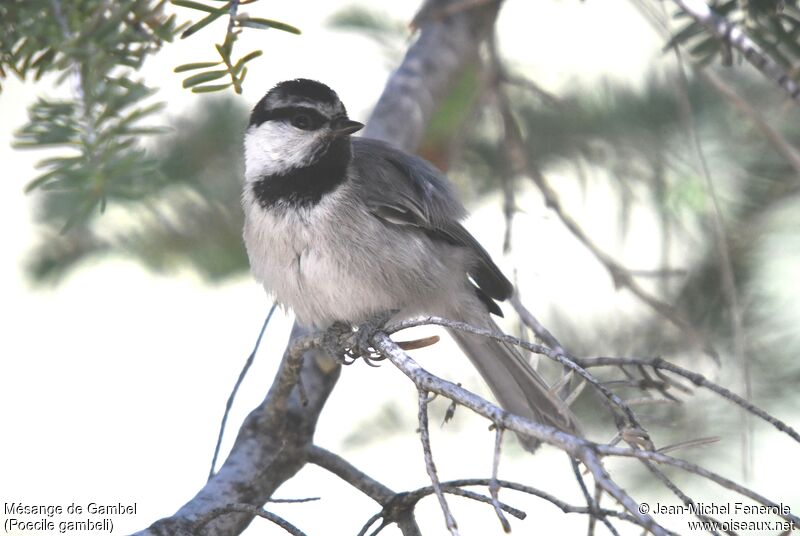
[242,179,473,329]
[243,186,392,328]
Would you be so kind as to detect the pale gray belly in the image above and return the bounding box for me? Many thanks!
[243,193,469,328]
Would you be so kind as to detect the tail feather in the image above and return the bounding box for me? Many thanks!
[447,308,580,450]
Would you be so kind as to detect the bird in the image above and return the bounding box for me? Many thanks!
[241,78,579,448]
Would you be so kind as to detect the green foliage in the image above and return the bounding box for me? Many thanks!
[171,0,300,94]
[3,0,184,230]
[668,0,800,78]
[0,0,183,91]
[27,96,250,283]
[3,0,300,231]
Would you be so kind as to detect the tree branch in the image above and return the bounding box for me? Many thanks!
[306,445,395,505]
[371,330,671,535]
[364,0,500,151]
[575,356,800,444]
[370,322,800,533]
[417,389,459,535]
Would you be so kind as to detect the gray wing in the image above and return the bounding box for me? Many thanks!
[351,137,513,306]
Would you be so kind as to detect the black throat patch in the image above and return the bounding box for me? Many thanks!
[252,138,351,209]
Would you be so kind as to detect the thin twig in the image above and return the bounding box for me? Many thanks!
[372,329,800,531]
[489,427,511,532]
[226,0,240,35]
[194,503,306,536]
[387,315,647,437]
[642,461,724,536]
[307,445,423,536]
[435,487,525,520]
[400,478,647,527]
[418,389,459,535]
[267,497,320,504]
[373,332,670,535]
[310,444,529,535]
[509,294,567,354]
[575,356,800,444]
[209,302,277,480]
[356,512,387,536]
[306,445,395,504]
[594,444,800,526]
[587,483,600,536]
[354,481,525,536]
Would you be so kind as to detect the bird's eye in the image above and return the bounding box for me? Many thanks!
[291,113,312,130]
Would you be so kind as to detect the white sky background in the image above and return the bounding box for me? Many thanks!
[1,1,798,535]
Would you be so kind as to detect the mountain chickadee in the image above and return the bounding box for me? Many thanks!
[242,79,578,447]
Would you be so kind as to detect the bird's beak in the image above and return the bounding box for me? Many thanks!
[330,117,364,137]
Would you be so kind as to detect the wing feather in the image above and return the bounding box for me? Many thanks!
[352,138,513,303]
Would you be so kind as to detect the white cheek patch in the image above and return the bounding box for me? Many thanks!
[244,122,327,182]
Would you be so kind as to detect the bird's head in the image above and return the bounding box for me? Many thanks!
[244,79,363,183]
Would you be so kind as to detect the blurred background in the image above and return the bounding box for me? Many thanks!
[1,0,799,534]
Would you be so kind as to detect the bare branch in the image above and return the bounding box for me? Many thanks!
[387,315,648,438]
[489,427,511,532]
[306,445,395,505]
[641,461,724,536]
[435,479,650,529]
[576,356,800,444]
[365,0,500,152]
[210,302,278,480]
[371,323,800,533]
[418,389,460,535]
[595,444,800,527]
[371,331,671,535]
[194,504,307,536]
[307,445,424,536]
[509,291,566,355]
[570,457,621,536]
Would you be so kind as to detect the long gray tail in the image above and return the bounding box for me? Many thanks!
[447,307,580,450]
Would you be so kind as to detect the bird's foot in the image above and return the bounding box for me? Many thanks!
[348,310,398,365]
[323,311,397,366]
[323,321,356,364]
